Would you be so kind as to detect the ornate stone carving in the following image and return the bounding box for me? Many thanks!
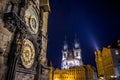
[1,0,50,80]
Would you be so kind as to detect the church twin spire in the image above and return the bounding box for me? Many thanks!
[74,37,80,49]
[63,36,80,51]
[63,36,68,51]
[61,36,83,69]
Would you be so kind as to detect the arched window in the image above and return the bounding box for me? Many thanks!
[64,53,66,58]
[76,52,78,56]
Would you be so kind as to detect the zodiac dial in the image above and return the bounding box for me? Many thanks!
[21,39,35,68]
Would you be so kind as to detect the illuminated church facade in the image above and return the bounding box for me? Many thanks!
[61,39,83,69]
[49,39,98,80]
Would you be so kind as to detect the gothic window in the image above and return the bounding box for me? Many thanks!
[66,62,68,65]
[76,52,78,56]
[64,53,66,58]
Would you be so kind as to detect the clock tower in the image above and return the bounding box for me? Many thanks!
[0,0,50,80]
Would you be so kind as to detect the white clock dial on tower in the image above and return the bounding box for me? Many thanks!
[24,5,39,34]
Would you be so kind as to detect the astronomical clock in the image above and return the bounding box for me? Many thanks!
[24,5,39,34]
[20,39,35,69]
[3,0,50,80]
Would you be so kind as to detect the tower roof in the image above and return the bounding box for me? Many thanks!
[63,36,68,51]
[74,36,80,49]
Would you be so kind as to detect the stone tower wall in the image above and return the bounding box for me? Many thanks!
[0,0,13,80]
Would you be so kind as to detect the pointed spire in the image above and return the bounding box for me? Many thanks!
[75,34,79,42]
[63,36,68,51]
[50,61,52,66]
[64,36,67,44]
[74,35,80,49]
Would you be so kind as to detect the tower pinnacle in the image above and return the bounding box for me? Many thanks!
[74,36,80,49]
[63,36,68,51]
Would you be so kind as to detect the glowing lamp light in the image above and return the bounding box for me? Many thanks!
[110,75,117,78]
[100,77,104,79]
[111,75,114,78]
[99,76,104,80]
[115,50,119,55]
[55,78,59,80]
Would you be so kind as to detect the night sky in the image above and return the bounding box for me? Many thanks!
[46,0,120,69]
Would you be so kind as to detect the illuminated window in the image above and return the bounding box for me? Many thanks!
[76,52,78,56]
[115,50,119,55]
[64,53,67,58]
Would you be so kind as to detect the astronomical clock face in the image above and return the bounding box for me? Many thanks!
[21,39,35,68]
[24,5,39,34]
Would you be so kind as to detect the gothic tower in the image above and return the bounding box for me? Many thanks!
[61,37,83,69]
[61,39,69,69]
[0,0,50,80]
[62,39,68,60]
[73,38,83,66]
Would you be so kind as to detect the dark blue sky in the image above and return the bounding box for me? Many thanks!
[47,0,120,68]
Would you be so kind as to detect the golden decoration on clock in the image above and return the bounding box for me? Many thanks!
[21,39,35,68]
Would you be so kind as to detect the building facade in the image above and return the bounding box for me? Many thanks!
[61,39,83,69]
[49,39,97,80]
[49,65,97,80]
[0,0,50,80]
[95,41,120,80]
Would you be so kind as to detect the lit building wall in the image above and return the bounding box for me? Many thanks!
[49,65,97,80]
[94,50,104,77]
[95,41,120,79]
[102,47,115,80]
[40,12,49,64]
[110,48,120,77]
[86,65,93,80]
